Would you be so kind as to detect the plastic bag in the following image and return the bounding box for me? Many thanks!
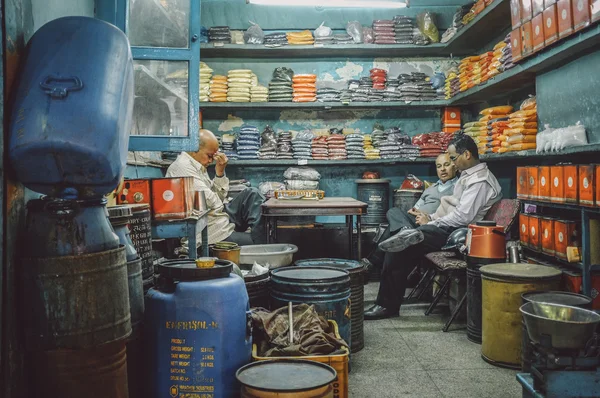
[399,175,424,191]
[260,125,277,150]
[283,167,321,181]
[259,181,286,197]
[272,67,294,82]
[231,31,245,44]
[314,21,332,38]
[480,105,513,116]
[285,179,319,190]
[417,12,440,43]
[293,130,314,142]
[346,21,364,43]
[244,21,264,44]
[507,134,537,144]
[536,125,553,153]
[520,95,537,111]
[363,27,374,44]
[557,122,587,151]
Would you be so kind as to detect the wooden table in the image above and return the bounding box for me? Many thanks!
[151,210,210,259]
[261,197,368,260]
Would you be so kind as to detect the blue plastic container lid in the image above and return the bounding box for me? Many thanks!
[271,266,349,282]
[158,258,233,281]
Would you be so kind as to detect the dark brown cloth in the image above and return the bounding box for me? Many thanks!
[251,304,348,357]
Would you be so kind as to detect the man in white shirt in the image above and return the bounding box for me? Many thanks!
[365,134,502,320]
[166,129,265,250]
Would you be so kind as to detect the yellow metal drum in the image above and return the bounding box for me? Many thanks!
[480,263,562,368]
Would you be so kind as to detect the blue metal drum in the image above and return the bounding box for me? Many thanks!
[144,259,252,398]
[270,266,352,349]
[9,17,133,198]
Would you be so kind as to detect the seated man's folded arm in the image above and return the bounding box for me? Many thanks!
[428,182,493,229]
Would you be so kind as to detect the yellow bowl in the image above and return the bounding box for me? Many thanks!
[195,257,217,268]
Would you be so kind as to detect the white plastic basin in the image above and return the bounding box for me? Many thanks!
[239,244,298,268]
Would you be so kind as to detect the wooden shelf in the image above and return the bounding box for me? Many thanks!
[226,158,434,166]
[199,0,510,59]
[200,100,447,110]
[481,143,600,162]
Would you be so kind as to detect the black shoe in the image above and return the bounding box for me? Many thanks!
[364,304,399,320]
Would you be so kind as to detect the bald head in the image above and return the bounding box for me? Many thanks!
[435,153,456,183]
[191,129,220,167]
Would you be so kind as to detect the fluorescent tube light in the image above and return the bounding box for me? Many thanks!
[247,0,407,8]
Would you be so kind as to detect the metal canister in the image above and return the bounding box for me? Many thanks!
[244,272,271,310]
[295,258,365,353]
[127,204,154,286]
[393,189,421,213]
[355,179,390,226]
[480,263,562,368]
[520,291,592,372]
[270,267,352,349]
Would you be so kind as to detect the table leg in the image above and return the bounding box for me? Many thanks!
[357,215,362,260]
[346,215,353,260]
[272,217,278,243]
[189,228,198,260]
[201,226,209,257]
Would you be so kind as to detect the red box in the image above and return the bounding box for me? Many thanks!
[521,21,534,57]
[528,166,540,200]
[558,0,574,37]
[579,164,596,206]
[532,13,545,52]
[443,107,461,125]
[117,179,151,205]
[544,5,559,45]
[573,0,591,30]
[541,217,556,255]
[539,166,551,201]
[554,219,578,259]
[550,165,565,203]
[564,164,579,204]
[522,0,534,20]
[443,126,462,133]
[529,214,542,251]
[533,0,546,13]
[520,213,530,247]
[511,28,523,62]
[151,177,196,220]
[592,0,600,22]
[563,270,600,309]
[512,0,523,27]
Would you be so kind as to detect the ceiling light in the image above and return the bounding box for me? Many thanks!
[247,0,407,8]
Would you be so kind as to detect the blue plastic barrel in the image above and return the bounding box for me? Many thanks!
[270,266,351,349]
[9,17,133,198]
[144,259,252,398]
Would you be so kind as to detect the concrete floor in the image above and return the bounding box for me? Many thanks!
[348,282,522,398]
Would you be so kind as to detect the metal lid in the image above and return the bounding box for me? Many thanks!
[480,263,562,280]
[128,203,150,212]
[475,220,496,226]
[355,179,391,183]
[158,258,233,280]
[107,205,133,219]
[295,258,364,273]
[522,291,592,307]
[236,360,337,392]
[271,266,350,282]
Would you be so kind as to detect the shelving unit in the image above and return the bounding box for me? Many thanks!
[226,157,433,166]
[200,100,447,110]
[521,200,600,295]
[199,0,511,58]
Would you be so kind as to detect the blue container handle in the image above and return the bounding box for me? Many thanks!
[40,75,84,99]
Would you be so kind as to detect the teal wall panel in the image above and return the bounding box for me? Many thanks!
[536,49,600,144]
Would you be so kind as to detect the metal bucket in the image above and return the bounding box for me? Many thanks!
[295,258,365,353]
[22,247,131,350]
[393,189,421,213]
[127,204,154,282]
[245,272,271,309]
[30,340,128,398]
[270,266,351,349]
[237,360,337,398]
[355,179,390,226]
[520,291,592,372]
[480,263,562,368]
[210,242,241,265]
[466,257,505,344]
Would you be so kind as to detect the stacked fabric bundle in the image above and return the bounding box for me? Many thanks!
[458,56,478,92]
[333,33,354,44]
[221,134,238,160]
[283,167,321,191]
[268,67,294,102]
[412,133,445,158]
[464,106,513,154]
[444,67,460,99]
[264,32,288,46]
[316,88,341,102]
[367,88,384,102]
[373,19,396,44]
[398,72,437,101]
[348,78,370,102]
[227,69,254,102]
[346,134,365,159]
[209,75,228,102]
[209,26,231,43]
[292,74,317,103]
[379,141,402,159]
[364,135,380,160]
[237,125,261,160]
[339,89,353,104]
[327,134,347,160]
[478,51,494,84]
[370,68,387,90]
[371,129,388,148]
[259,126,277,160]
[499,33,515,72]
[199,62,213,102]
[311,136,329,160]
[500,99,538,153]
[315,34,335,45]
[251,85,269,102]
[398,143,421,159]
[394,15,415,44]
[286,30,314,45]
[486,40,506,81]
[291,131,313,160]
[277,131,294,160]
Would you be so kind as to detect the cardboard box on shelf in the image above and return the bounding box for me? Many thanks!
[554,219,578,260]
[520,213,530,247]
[563,270,600,309]
[529,214,542,251]
[592,0,600,22]
[564,164,579,204]
[544,4,559,45]
[522,0,534,20]
[550,165,565,202]
[511,28,524,62]
[528,166,540,200]
[521,21,534,57]
[557,0,574,38]
[539,166,551,201]
[512,0,523,27]
[541,217,556,255]
[579,164,595,206]
[572,0,591,31]
[532,13,545,52]
[443,107,461,125]
[533,0,546,14]
[517,167,529,199]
